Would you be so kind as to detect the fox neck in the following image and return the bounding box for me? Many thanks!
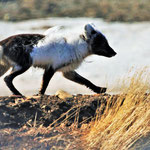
[74,38,90,60]
[54,38,90,72]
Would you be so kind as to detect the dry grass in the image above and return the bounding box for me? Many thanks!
[82,68,150,150]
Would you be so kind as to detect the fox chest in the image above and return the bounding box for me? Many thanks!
[57,60,82,72]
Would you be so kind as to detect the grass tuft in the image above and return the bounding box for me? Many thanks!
[82,68,150,150]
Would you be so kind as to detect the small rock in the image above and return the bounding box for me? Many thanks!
[55,90,73,100]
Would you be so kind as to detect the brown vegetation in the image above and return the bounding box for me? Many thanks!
[0,0,150,22]
[82,68,150,150]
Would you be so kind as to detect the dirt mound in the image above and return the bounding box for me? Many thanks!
[0,94,109,129]
[0,94,110,149]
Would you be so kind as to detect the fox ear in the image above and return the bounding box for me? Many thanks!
[84,24,96,37]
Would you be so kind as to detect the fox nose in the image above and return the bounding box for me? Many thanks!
[109,47,117,57]
[112,51,117,56]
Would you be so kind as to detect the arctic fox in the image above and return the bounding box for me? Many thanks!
[0,23,116,96]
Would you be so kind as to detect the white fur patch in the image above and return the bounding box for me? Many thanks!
[30,26,89,72]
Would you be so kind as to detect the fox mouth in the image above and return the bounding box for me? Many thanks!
[111,52,117,57]
[105,51,117,58]
[107,47,117,57]
[101,46,117,58]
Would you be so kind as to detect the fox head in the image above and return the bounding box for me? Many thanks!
[84,24,117,57]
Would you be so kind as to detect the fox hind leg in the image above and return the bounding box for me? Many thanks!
[4,65,30,96]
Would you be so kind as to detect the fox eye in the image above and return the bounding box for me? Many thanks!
[91,30,97,35]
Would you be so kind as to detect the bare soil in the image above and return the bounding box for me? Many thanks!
[0,94,111,149]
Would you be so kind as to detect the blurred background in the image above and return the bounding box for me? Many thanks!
[0,0,150,22]
[0,0,150,95]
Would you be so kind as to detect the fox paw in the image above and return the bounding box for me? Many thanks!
[93,87,107,94]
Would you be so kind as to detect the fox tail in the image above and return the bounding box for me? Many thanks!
[0,46,10,77]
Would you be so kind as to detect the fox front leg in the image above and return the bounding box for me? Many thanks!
[63,71,106,94]
[39,67,55,95]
